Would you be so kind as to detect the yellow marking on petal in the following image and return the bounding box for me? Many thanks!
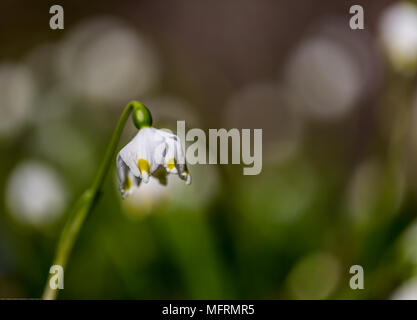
[167,158,176,170]
[123,177,132,190]
[137,158,150,174]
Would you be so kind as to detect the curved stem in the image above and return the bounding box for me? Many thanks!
[42,101,144,300]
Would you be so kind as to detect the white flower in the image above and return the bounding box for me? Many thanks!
[117,127,191,198]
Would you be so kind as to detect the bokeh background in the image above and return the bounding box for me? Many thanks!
[1,0,417,299]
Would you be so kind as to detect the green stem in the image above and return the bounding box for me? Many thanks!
[42,101,151,300]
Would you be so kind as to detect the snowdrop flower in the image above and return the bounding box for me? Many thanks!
[116,106,191,198]
[43,100,191,300]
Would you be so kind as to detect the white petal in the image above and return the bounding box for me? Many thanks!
[163,137,178,174]
[118,135,141,178]
[142,171,149,183]
[157,128,191,183]
[117,155,141,198]
[116,154,128,186]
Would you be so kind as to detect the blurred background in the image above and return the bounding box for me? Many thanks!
[1,0,417,299]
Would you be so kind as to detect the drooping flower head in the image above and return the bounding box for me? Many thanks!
[116,103,190,198]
